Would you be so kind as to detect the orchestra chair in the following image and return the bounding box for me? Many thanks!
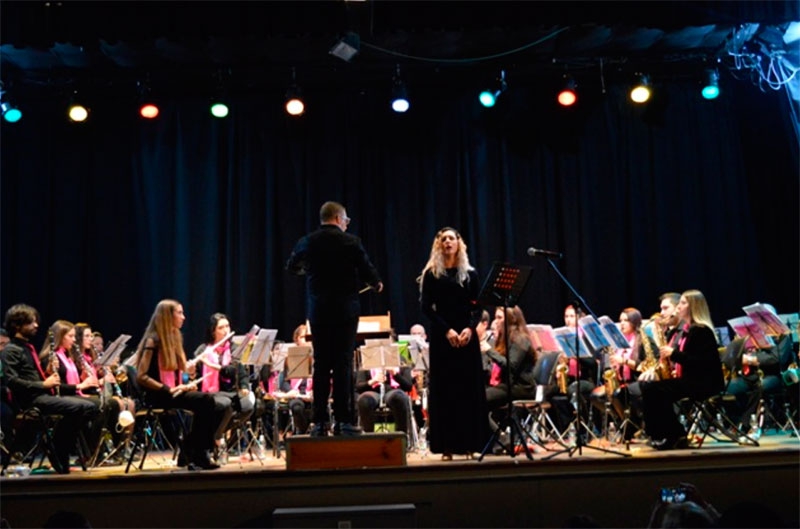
[679,390,759,448]
[1,407,65,475]
[123,369,185,472]
[512,351,567,450]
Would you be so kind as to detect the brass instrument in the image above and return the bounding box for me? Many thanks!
[556,363,568,394]
[636,328,659,376]
[602,368,619,398]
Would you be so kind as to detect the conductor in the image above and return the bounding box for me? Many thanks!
[287,201,383,437]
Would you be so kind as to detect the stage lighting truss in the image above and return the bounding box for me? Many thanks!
[390,64,410,113]
[630,74,651,104]
[479,70,507,108]
[701,68,720,100]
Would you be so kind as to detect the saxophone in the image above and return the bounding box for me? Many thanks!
[636,328,659,376]
[603,367,619,398]
[654,322,674,380]
[556,363,568,394]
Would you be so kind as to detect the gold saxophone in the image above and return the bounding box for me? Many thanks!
[556,363,568,394]
[653,322,674,380]
[603,367,619,398]
[636,328,659,376]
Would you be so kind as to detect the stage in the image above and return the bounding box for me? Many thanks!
[1,431,798,528]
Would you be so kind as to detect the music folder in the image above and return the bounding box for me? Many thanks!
[727,316,775,349]
[742,303,791,336]
[526,324,562,353]
[577,315,613,350]
[553,326,592,358]
[597,316,632,349]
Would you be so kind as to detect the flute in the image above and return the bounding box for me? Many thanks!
[173,371,213,397]
[186,331,235,369]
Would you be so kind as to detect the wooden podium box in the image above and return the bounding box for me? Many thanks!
[285,432,407,471]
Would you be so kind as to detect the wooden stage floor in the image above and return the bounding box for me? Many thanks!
[2,430,799,528]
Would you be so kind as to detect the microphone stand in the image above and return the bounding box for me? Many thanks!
[539,256,629,459]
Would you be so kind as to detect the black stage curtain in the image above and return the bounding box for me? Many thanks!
[1,76,797,349]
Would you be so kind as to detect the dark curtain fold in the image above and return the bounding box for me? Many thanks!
[1,75,797,349]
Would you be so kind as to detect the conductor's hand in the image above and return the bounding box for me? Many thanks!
[375,281,384,293]
[457,328,473,347]
[446,329,460,348]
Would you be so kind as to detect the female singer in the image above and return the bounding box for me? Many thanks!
[641,289,724,450]
[485,306,537,434]
[75,323,136,458]
[135,299,219,470]
[418,227,490,460]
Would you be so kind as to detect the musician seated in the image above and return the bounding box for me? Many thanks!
[355,366,413,433]
[723,336,782,438]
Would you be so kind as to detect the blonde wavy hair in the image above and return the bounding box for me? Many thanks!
[682,289,714,330]
[417,226,473,291]
[136,299,187,372]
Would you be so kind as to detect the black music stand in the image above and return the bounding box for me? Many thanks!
[538,257,629,459]
[477,261,534,461]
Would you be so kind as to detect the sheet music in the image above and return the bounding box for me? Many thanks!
[526,324,562,353]
[597,316,631,349]
[728,316,775,349]
[553,326,592,358]
[271,343,290,373]
[286,345,313,379]
[359,344,401,369]
[98,334,132,367]
[742,303,791,336]
[245,328,278,365]
[578,315,613,349]
[231,324,261,362]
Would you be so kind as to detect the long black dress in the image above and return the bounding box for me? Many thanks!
[421,267,490,454]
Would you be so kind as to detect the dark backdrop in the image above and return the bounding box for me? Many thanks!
[1,71,797,352]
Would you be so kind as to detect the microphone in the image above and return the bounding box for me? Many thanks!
[527,247,563,259]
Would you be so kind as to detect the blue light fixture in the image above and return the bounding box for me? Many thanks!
[479,70,507,108]
[701,69,720,100]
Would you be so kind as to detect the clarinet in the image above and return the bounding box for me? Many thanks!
[49,329,60,397]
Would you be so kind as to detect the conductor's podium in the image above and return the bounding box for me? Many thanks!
[285,432,407,471]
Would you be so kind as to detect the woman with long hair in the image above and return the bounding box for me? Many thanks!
[134,299,219,470]
[418,227,490,460]
[641,289,724,450]
[485,305,537,440]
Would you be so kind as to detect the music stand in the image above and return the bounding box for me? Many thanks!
[359,344,403,432]
[537,258,629,460]
[477,261,534,461]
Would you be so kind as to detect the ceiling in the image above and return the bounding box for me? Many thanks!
[1,1,797,100]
